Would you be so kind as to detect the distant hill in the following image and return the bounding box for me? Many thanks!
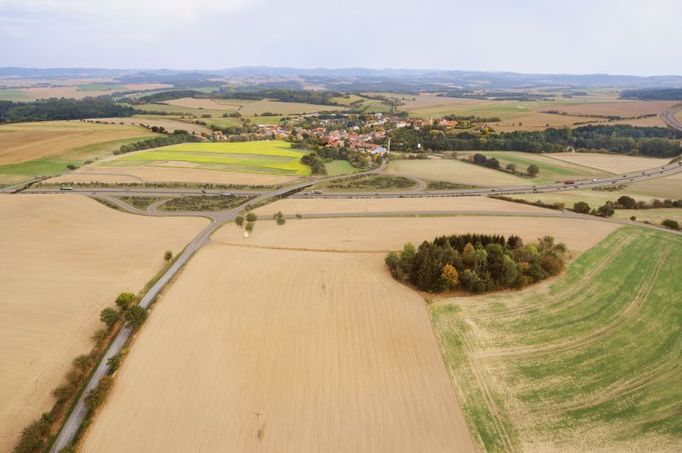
[1,66,681,91]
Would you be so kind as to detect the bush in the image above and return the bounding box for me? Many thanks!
[100,307,120,328]
[164,250,173,261]
[662,219,680,230]
[527,164,540,177]
[125,306,147,329]
[115,292,135,311]
[573,201,591,214]
[245,222,254,233]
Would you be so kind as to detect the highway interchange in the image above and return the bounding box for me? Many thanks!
[6,104,676,451]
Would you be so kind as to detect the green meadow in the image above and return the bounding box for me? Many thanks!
[430,227,682,451]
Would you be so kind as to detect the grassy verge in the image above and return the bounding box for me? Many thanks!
[118,196,164,210]
[317,174,416,191]
[158,195,252,211]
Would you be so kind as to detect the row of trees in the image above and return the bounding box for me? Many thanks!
[573,196,682,217]
[470,153,539,176]
[0,98,135,123]
[13,290,146,453]
[386,234,567,293]
[115,131,200,155]
[388,124,682,157]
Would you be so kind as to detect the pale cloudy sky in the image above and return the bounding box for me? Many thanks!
[0,0,680,75]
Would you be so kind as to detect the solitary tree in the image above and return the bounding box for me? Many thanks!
[245,222,255,233]
[164,250,173,261]
[235,215,245,226]
[246,212,257,222]
[125,306,148,329]
[597,202,615,217]
[573,201,591,214]
[527,164,540,177]
[100,307,119,328]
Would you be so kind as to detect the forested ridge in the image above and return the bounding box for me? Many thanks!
[389,124,682,157]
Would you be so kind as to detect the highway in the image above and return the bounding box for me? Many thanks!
[661,104,682,131]
[294,160,682,199]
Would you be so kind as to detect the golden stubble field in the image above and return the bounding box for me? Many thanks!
[48,165,299,186]
[386,159,527,186]
[82,211,620,452]
[0,195,207,451]
[548,152,669,173]
[0,121,155,165]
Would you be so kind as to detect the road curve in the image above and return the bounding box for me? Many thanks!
[661,104,682,132]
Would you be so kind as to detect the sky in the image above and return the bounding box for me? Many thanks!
[0,0,681,75]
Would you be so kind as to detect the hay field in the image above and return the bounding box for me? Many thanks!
[105,140,311,176]
[253,195,550,217]
[0,195,207,451]
[548,152,669,173]
[430,228,682,451]
[0,121,155,184]
[456,151,609,184]
[386,159,527,186]
[82,244,475,452]
[49,166,297,186]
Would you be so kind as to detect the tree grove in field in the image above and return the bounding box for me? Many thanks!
[386,233,567,293]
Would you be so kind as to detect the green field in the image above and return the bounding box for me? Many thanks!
[457,151,609,184]
[430,227,682,451]
[107,140,311,176]
[0,89,31,102]
[324,160,357,176]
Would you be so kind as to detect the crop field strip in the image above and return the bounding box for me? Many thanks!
[430,227,682,451]
[105,141,311,176]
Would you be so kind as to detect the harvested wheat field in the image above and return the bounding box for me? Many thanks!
[48,165,298,186]
[0,195,206,451]
[214,215,618,254]
[548,152,668,173]
[87,116,212,135]
[0,121,154,165]
[253,195,550,217]
[546,100,678,118]
[430,228,682,451]
[387,159,526,186]
[82,244,475,452]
